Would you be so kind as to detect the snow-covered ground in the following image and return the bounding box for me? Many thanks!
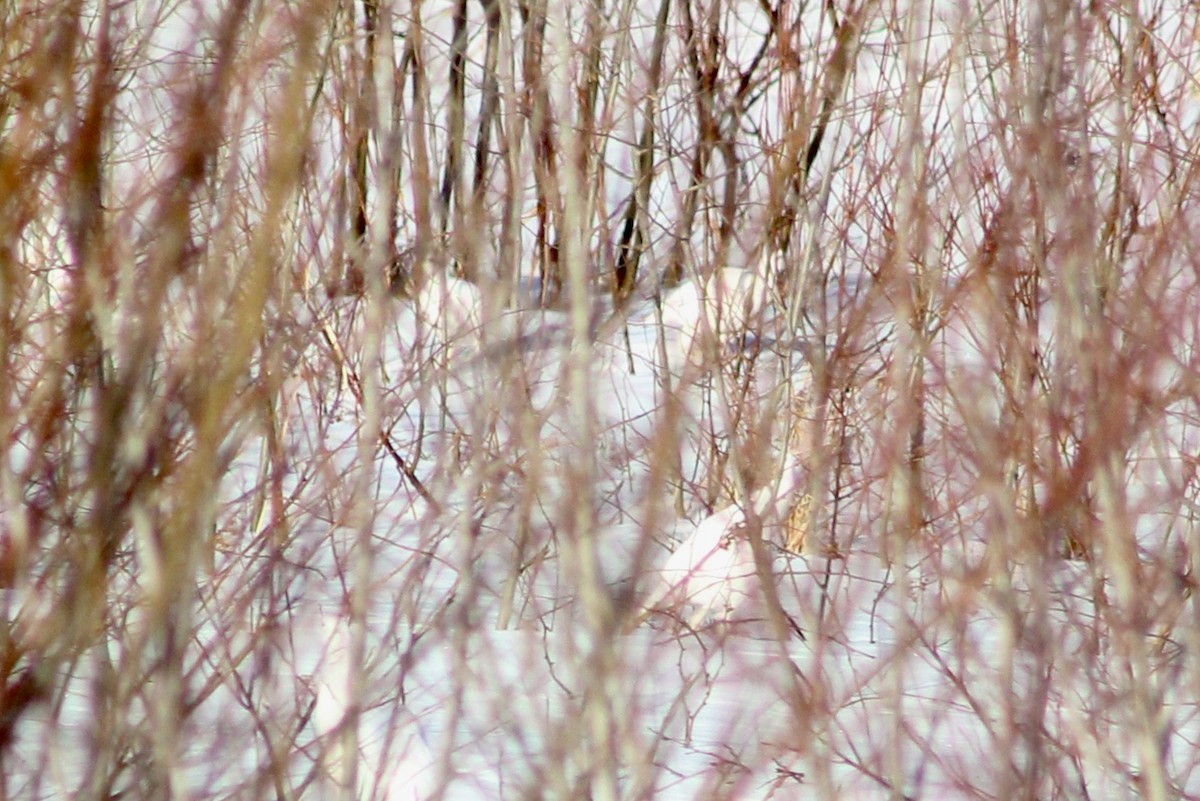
[9,271,1199,801]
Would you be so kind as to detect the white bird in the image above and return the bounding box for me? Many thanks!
[415,270,484,344]
[640,461,806,630]
[312,614,439,801]
[660,267,773,368]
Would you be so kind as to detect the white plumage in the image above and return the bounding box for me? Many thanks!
[653,504,760,626]
[643,461,805,628]
[415,271,484,343]
[660,267,772,368]
[313,614,439,801]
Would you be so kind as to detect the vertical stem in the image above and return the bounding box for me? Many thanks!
[440,0,468,245]
[613,0,670,299]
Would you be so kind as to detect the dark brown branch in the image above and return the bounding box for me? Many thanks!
[518,0,561,304]
[440,0,469,243]
[614,0,671,299]
[471,0,502,201]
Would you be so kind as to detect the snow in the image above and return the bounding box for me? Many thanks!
[9,272,1200,801]
[9,237,1198,801]
[152,274,1187,801]
[311,613,441,801]
[145,280,1200,800]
